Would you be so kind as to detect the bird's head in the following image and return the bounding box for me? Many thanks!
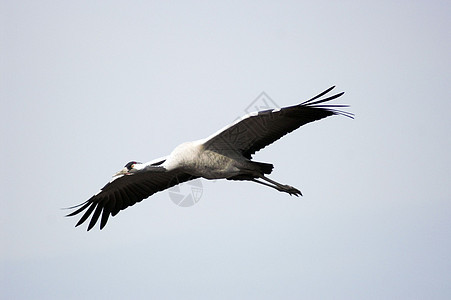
[114,161,142,177]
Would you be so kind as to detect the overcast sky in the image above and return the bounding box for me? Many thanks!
[1,1,450,299]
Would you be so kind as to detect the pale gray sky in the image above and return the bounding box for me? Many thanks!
[1,1,450,299]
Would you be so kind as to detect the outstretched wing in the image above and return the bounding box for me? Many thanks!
[66,169,197,231]
[203,86,353,159]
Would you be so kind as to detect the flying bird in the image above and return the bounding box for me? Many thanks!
[67,86,353,230]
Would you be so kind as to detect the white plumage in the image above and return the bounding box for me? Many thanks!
[67,86,353,230]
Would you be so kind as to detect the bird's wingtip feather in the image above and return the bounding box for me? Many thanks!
[62,200,89,211]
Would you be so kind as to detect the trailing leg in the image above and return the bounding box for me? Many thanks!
[251,175,302,196]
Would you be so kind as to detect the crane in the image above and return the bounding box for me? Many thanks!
[67,86,353,230]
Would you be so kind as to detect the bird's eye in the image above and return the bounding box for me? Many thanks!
[124,161,137,170]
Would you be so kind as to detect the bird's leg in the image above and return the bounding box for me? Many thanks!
[251,175,302,196]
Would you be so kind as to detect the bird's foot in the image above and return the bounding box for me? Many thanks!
[278,185,302,197]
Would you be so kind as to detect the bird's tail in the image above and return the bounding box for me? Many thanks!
[252,161,274,175]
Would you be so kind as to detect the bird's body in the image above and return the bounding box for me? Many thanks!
[165,141,265,179]
[67,86,353,230]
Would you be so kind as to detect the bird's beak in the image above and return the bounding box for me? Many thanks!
[114,167,129,177]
